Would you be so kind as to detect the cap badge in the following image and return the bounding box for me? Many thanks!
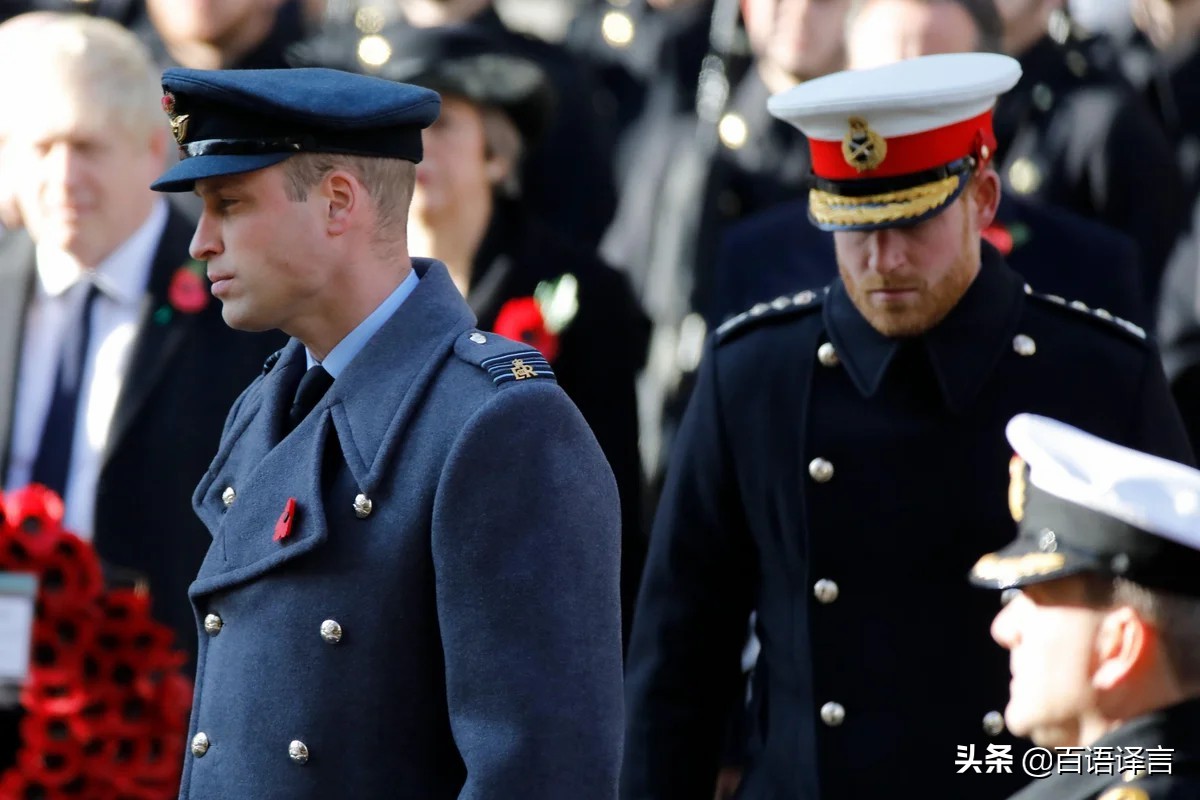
[1008,455,1027,523]
[842,116,887,172]
[162,92,189,146]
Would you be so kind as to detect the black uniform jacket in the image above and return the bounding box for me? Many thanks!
[623,247,1193,800]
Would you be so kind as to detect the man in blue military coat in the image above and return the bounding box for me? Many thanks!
[622,53,1193,800]
[149,67,624,798]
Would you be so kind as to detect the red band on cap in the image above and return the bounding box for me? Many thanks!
[810,110,996,181]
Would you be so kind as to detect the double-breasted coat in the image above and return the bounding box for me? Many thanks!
[622,248,1193,800]
[179,259,624,799]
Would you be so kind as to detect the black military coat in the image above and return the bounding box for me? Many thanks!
[993,33,1184,302]
[468,199,650,641]
[1007,698,1200,800]
[623,248,1193,800]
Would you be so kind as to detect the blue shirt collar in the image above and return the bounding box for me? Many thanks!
[306,268,420,377]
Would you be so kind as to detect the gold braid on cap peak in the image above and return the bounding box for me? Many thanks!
[809,174,961,228]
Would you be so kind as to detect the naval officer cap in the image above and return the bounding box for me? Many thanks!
[150,67,441,192]
[768,52,1021,231]
[970,413,1200,597]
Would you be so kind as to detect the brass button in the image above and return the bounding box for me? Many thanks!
[813,579,839,604]
[808,458,834,483]
[820,701,845,727]
[817,342,840,367]
[1012,334,1036,357]
[320,619,343,644]
[353,493,373,519]
[221,486,236,507]
[191,732,210,757]
[288,739,310,764]
[203,613,223,636]
[983,710,1005,736]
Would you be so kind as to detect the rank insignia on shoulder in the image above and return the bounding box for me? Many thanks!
[454,330,558,384]
[1024,284,1146,340]
[717,288,827,342]
[484,351,555,386]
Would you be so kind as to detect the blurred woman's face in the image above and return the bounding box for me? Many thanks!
[412,95,496,220]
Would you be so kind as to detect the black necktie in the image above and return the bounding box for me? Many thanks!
[287,365,334,434]
[31,281,102,497]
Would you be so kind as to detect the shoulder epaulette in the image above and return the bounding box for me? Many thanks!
[453,329,557,387]
[716,288,826,343]
[262,349,284,374]
[1023,284,1147,341]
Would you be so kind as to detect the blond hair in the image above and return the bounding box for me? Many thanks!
[0,13,164,139]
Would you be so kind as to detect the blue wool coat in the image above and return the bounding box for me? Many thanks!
[179,259,624,799]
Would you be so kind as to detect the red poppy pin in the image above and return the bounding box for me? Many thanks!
[982,221,1031,258]
[167,259,210,315]
[492,273,579,363]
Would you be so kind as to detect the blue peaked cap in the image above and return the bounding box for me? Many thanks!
[151,67,441,192]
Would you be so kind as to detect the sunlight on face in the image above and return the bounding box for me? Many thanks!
[990,578,1107,748]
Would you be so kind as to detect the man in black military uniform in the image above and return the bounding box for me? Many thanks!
[992,3,1183,303]
[972,413,1200,800]
[622,52,1193,800]
[709,0,1150,330]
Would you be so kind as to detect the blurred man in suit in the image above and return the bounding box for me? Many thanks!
[0,13,283,670]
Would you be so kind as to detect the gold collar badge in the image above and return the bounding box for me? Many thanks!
[1008,455,1027,522]
[162,92,190,146]
[842,116,887,172]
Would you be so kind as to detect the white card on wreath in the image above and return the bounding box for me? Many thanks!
[0,573,38,684]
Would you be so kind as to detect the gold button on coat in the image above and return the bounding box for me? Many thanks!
[983,710,1005,736]
[813,579,839,604]
[191,732,210,757]
[320,619,343,644]
[353,493,373,519]
[808,458,834,483]
[817,342,840,367]
[820,701,846,727]
[289,739,310,764]
[203,613,223,636]
[221,486,236,507]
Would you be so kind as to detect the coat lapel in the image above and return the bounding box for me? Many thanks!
[189,261,477,596]
[0,232,36,474]
[103,206,202,462]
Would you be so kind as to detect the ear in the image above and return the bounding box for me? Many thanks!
[485,152,513,187]
[969,167,1001,229]
[1092,606,1153,691]
[321,170,358,236]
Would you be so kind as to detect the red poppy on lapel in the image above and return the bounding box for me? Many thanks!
[274,497,298,541]
[167,259,210,314]
[494,297,561,362]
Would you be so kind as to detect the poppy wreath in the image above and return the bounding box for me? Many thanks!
[0,485,192,800]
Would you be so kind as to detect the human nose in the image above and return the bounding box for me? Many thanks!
[990,592,1020,649]
[866,229,907,275]
[190,210,223,261]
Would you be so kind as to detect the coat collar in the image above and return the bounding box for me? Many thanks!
[823,244,1025,413]
[248,259,476,494]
